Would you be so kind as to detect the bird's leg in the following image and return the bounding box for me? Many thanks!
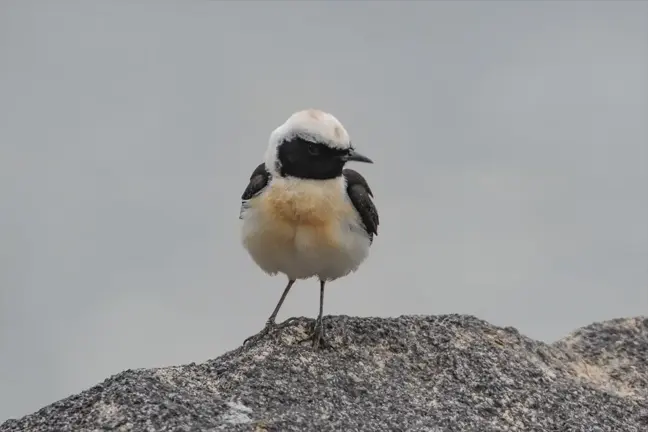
[299,279,330,350]
[313,279,328,349]
[243,279,295,345]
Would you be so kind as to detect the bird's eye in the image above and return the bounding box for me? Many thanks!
[308,143,320,155]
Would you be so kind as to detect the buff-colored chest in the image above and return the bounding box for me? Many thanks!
[253,177,354,247]
[263,177,352,223]
[241,177,370,280]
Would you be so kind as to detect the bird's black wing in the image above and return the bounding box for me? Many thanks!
[343,168,379,243]
[239,162,271,219]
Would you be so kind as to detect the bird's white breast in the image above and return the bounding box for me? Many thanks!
[240,176,371,281]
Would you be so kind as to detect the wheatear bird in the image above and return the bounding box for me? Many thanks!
[239,109,379,349]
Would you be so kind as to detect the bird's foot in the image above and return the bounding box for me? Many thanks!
[298,319,330,350]
[243,317,298,346]
[243,320,275,346]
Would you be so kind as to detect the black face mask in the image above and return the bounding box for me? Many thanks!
[276,137,373,180]
[276,137,349,180]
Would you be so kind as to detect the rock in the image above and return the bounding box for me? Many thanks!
[2,314,647,431]
[554,316,648,401]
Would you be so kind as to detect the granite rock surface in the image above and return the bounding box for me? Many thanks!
[2,314,647,432]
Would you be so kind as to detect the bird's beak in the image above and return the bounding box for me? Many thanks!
[344,149,373,164]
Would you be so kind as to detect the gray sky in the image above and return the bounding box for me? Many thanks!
[1,0,647,422]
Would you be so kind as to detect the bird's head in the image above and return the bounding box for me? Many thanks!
[264,109,373,180]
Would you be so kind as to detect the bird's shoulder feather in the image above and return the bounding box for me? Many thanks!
[343,168,379,243]
[241,163,271,200]
[240,162,271,219]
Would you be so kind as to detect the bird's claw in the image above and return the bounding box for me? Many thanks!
[243,323,273,346]
[243,317,298,346]
[298,319,330,350]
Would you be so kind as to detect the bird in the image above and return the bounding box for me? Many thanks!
[239,109,379,349]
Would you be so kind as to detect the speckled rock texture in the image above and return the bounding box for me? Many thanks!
[2,314,647,432]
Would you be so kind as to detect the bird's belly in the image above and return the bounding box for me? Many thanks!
[241,189,370,281]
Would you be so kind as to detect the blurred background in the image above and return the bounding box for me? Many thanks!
[1,0,646,422]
